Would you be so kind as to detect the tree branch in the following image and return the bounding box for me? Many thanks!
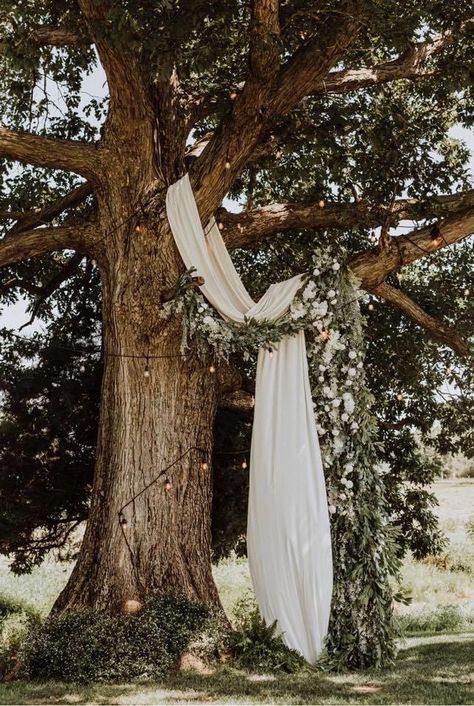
[6,182,94,235]
[311,19,473,95]
[28,26,85,47]
[373,281,470,356]
[0,223,94,268]
[221,189,474,249]
[193,1,365,221]
[77,0,150,123]
[0,127,100,181]
[350,207,474,290]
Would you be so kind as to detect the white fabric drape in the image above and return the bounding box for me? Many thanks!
[166,174,333,663]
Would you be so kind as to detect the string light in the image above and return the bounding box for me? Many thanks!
[135,224,143,233]
[164,477,173,491]
[318,199,325,208]
[79,364,86,373]
[275,149,282,160]
[396,392,404,401]
[144,362,150,378]
[268,348,274,358]
[319,330,329,342]
[123,599,142,614]
[464,288,470,297]
[241,460,248,469]
[368,302,375,311]
[209,364,216,373]
[201,461,209,471]
[229,91,237,100]
[217,222,224,231]
[225,160,231,170]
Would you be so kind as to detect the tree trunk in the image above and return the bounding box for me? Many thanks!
[54,198,222,614]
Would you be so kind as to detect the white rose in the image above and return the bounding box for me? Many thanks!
[332,262,340,271]
[332,398,341,407]
[341,412,349,422]
[348,368,357,377]
[348,351,357,359]
[346,480,354,489]
[327,289,336,298]
[328,504,337,514]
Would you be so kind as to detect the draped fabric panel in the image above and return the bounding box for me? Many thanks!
[166,174,333,663]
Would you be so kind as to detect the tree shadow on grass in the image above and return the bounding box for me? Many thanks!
[0,635,472,705]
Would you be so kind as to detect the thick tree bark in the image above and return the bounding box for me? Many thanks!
[54,206,222,613]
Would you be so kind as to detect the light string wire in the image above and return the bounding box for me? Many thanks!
[117,445,210,590]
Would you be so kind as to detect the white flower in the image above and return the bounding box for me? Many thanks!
[302,281,317,301]
[345,480,354,489]
[318,375,324,382]
[339,492,347,500]
[332,262,341,271]
[330,298,337,305]
[348,350,357,360]
[342,392,355,414]
[333,436,344,455]
[348,368,357,377]
[341,412,349,422]
[332,429,340,436]
[317,426,326,436]
[332,398,341,407]
[328,504,337,514]
[327,289,336,298]
[323,385,334,398]
[344,463,354,473]
[313,268,321,276]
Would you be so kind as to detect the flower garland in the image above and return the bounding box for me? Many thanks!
[167,246,400,669]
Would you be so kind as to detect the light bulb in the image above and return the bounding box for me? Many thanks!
[164,478,172,491]
[209,364,216,373]
[225,160,231,169]
[91,259,97,267]
[464,288,470,297]
[319,330,329,342]
[79,364,86,373]
[368,303,375,311]
[144,365,150,378]
[275,150,282,160]
[241,460,248,469]
[218,222,224,231]
[268,349,274,358]
[135,224,142,233]
[229,91,237,100]
[318,200,325,208]
[397,393,404,401]
[201,461,209,471]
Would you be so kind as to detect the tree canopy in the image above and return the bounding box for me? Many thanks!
[0,0,473,574]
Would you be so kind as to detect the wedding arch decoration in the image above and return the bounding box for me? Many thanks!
[166,174,400,669]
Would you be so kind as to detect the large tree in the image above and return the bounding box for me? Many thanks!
[1,0,473,659]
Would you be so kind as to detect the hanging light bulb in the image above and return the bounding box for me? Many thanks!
[463,287,470,297]
[241,460,248,469]
[217,222,224,231]
[201,461,209,472]
[135,224,143,233]
[144,363,150,378]
[225,160,231,169]
[318,199,325,208]
[368,302,375,311]
[209,364,216,373]
[319,330,329,342]
[164,478,173,491]
[79,364,86,373]
[91,259,97,267]
[397,392,404,401]
[268,348,274,358]
[229,91,237,100]
[123,599,142,614]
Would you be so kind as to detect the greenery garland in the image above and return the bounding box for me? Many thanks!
[167,246,401,669]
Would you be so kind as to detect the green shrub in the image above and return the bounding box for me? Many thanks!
[21,594,216,683]
[400,604,465,634]
[0,593,40,680]
[231,594,305,673]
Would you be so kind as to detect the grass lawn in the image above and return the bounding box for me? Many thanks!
[0,633,472,705]
[0,480,473,704]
